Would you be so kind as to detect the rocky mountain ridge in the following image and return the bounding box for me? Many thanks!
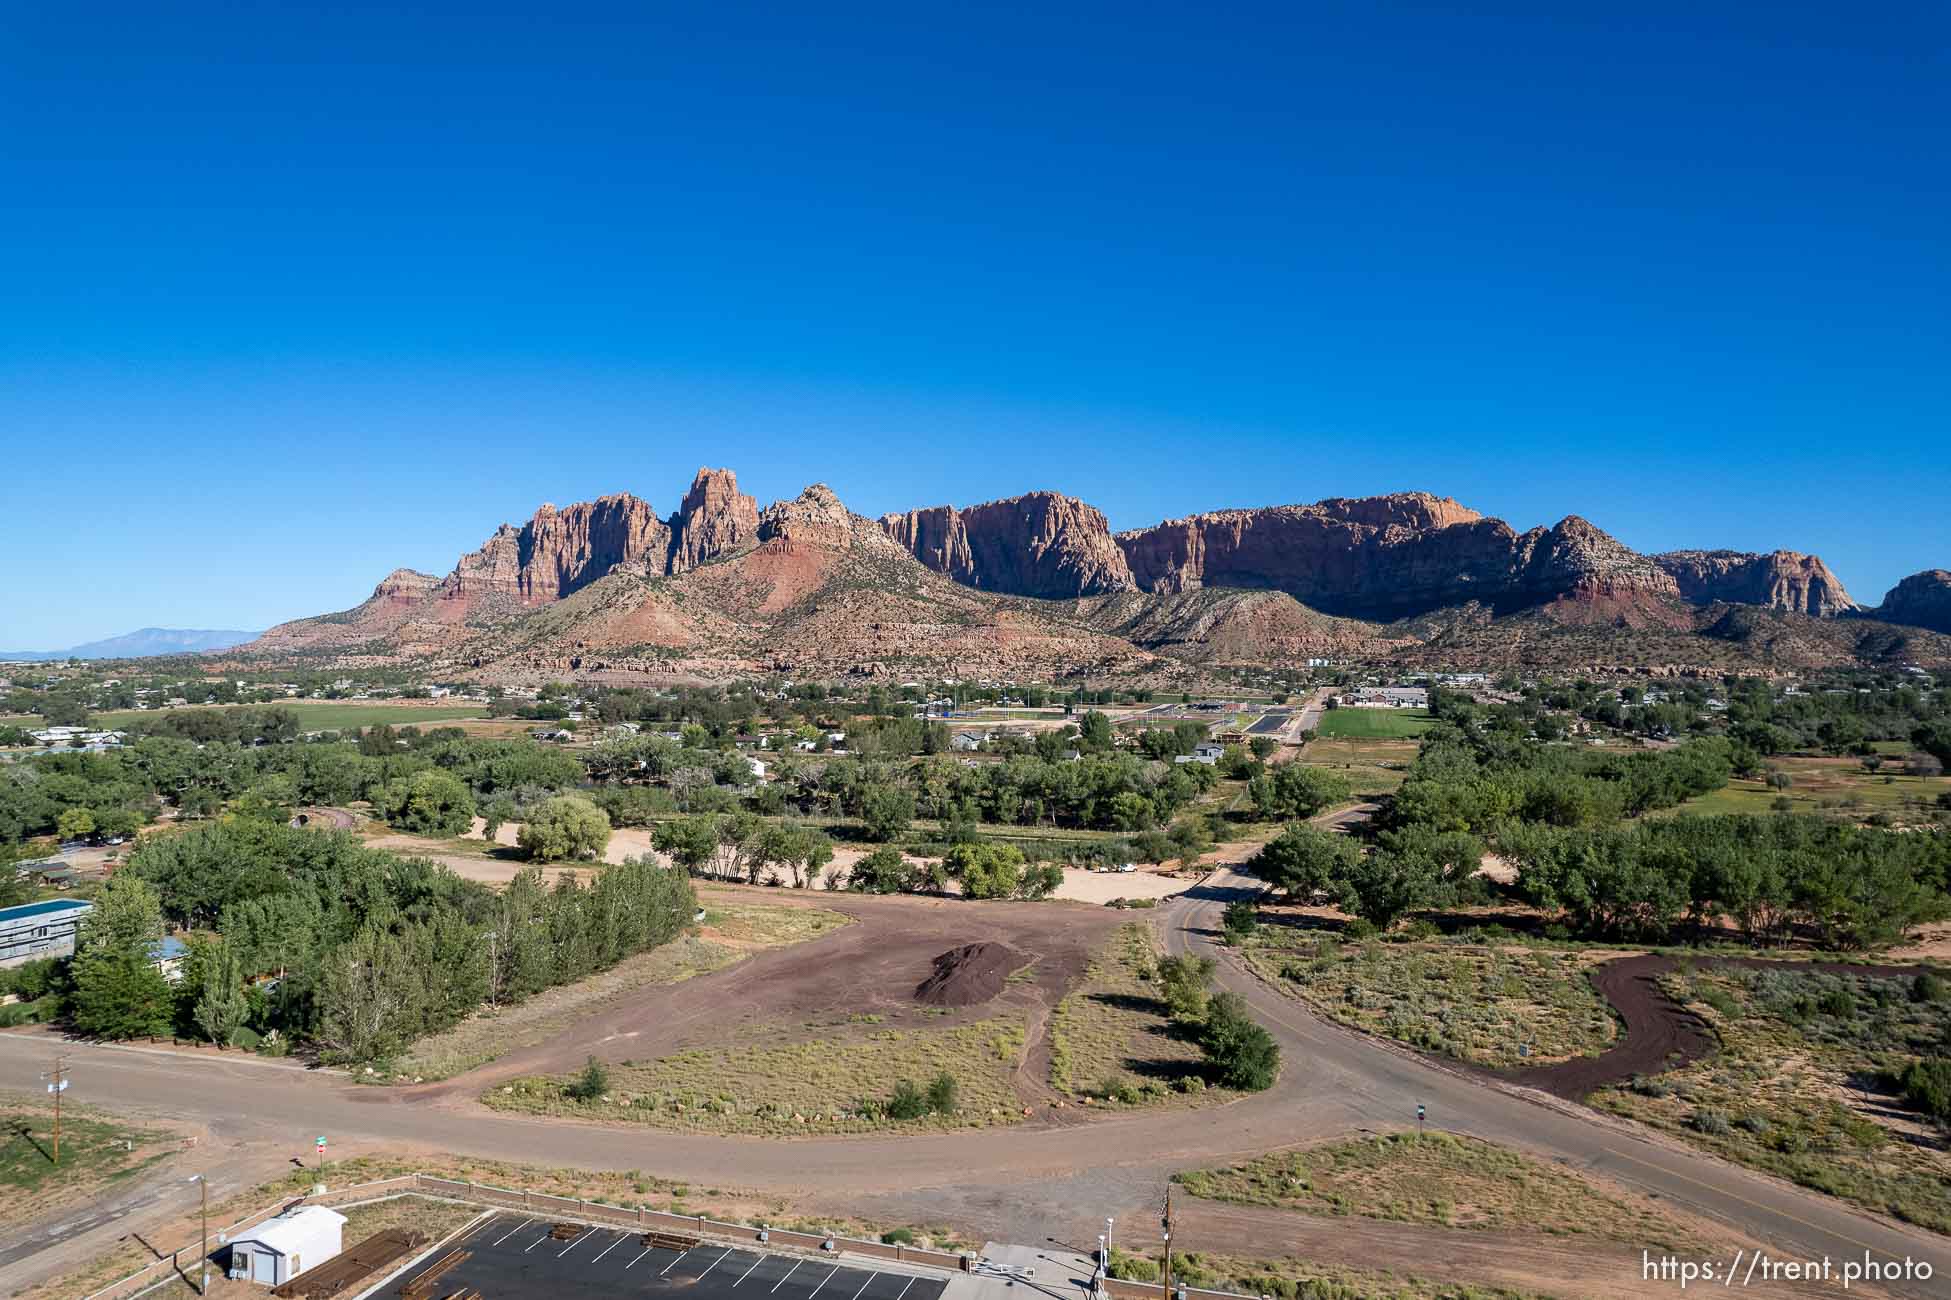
[245,470,1951,676]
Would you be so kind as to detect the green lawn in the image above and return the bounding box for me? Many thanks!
[1314,708,1433,739]
[91,701,486,731]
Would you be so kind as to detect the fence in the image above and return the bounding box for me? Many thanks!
[79,1172,1257,1300]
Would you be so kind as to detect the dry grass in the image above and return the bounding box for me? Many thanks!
[0,1094,181,1222]
[1593,966,1951,1234]
[1177,1131,1700,1249]
[483,1016,1030,1135]
[388,905,849,1081]
[1047,922,1217,1105]
[1245,931,1617,1068]
[1662,755,1949,827]
[1113,1245,1551,1300]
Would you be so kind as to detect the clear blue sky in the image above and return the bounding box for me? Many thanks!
[3,2,1946,647]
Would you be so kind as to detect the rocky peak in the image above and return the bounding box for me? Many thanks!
[371,568,441,602]
[1311,492,1483,532]
[1654,549,1858,617]
[761,483,890,551]
[882,490,1137,597]
[669,468,759,572]
[1874,569,1951,635]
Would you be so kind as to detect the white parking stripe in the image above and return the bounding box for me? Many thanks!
[806,1265,841,1300]
[592,1233,628,1263]
[491,1218,532,1247]
[695,1247,736,1281]
[772,1259,804,1292]
[733,1253,768,1286]
[894,1277,918,1300]
[523,1230,554,1253]
[848,1273,878,1300]
[625,1247,653,1269]
[660,1249,693,1276]
[559,1228,596,1257]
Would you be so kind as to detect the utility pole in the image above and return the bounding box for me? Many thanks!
[1162,1185,1174,1300]
[188,1173,208,1294]
[40,1054,69,1165]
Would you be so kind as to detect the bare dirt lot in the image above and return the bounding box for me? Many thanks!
[405,887,1126,1107]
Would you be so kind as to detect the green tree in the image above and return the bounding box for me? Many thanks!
[1154,954,1215,1022]
[69,953,173,1040]
[56,807,97,841]
[77,873,165,959]
[315,926,422,1062]
[848,845,914,894]
[1199,991,1279,1090]
[1250,825,1359,900]
[519,795,611,862]
[1249,765,1352,820]
[376,769,476,836]
[192,938,248,1047]
[858,783,915,842]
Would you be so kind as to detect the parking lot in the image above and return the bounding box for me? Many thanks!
[419,1214,955,1300]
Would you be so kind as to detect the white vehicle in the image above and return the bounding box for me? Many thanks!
[1117,862,1137,873]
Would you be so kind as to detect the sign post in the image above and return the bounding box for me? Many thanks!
[1416,1103,1426,1136]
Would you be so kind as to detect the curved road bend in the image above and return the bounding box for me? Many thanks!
[0,876,1943,1297]
[1167,868,1946,1297]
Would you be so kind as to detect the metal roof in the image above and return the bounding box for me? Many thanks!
[0,898,93,923]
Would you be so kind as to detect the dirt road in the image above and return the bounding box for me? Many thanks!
[3,879,1941,1298]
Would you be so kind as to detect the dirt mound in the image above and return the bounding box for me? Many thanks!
[914,943,1029,1007]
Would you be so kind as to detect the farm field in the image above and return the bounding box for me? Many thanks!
[1294,736,1419,795]
[1313,707,1433,739]
[1660,754,1949,826]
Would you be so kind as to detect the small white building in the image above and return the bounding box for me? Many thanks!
[227,1206,346,1286]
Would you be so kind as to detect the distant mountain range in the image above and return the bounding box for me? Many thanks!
[1,628,256,662]
[242,469,1951,679]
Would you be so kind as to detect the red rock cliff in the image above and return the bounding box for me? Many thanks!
[440,493,669,605]
[1874,569,1951,634]
[1654,550,1857,617]
[881,492,1137,597]
[669,468,759,572]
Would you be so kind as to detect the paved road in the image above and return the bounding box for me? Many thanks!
[1,879,1942,1297]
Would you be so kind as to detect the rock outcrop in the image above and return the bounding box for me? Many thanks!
[1873,570,1951,634]
[1654,550,1857,617]
[882,492,1137,597]
[437,494,669,606]
[1112,494,1682,620]
[761,483,885,551]
[669,468,759,572]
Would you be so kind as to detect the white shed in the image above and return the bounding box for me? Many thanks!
[227,1205,346,1286]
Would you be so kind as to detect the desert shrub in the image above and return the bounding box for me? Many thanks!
[567,1055,609,1101]
[1912,972,1948,1004]
[1890,1057,1951,1124]
[1688,1108,1732,1136]
[925,1071,959,1114]
[886,1078,930,1120]
[880,1228,916,1246]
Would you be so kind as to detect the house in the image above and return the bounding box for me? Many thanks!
[149,936,190,982]
[225,1206,347,1287]
[745,756,769,781]
[951,731,989,752]
[1175,741,1226,766]
[0,898,93,968]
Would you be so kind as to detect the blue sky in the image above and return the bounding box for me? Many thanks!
[2,2,1945,647]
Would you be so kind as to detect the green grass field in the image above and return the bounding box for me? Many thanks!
[1314,708,1433,739]
[90,701,486,731]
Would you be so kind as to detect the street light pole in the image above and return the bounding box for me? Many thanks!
[1106,1217,1114,1258]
